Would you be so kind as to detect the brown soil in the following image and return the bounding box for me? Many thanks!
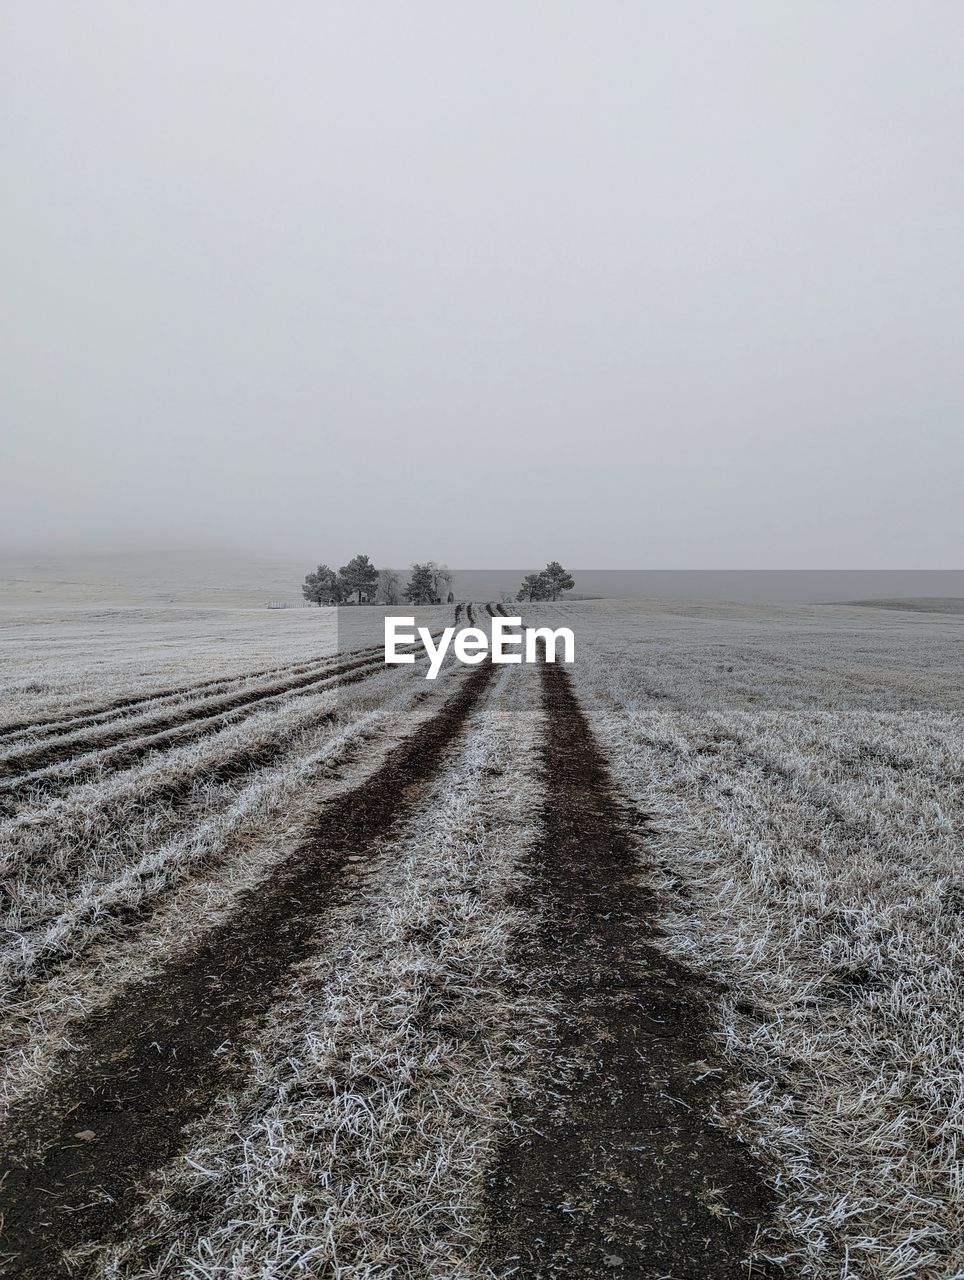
[486,661,784,1278]
[0,661,497,1280]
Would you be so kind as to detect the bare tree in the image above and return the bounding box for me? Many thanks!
[376,567,402,605]
[426,561,454,604]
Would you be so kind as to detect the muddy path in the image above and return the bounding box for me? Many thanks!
[0,660,498,1280]
[486,661,782,1279]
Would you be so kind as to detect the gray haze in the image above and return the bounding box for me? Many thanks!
[2,2,962,568]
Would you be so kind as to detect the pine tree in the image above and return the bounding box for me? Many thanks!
[338,554,379,604]
[404,563,436,605]
[516,572,551,602]
[542,561,575,600]
[302,563,341,606]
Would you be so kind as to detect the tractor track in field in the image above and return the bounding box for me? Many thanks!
[0,601,466,750]
[0,649,361,745]
[0,700,344,1000]
[0,595,468,746]
[0,650,389,781]
[487,659,781,1279]
[0,624,452,812]
[0,658,499,1280]
[0,662,385,818]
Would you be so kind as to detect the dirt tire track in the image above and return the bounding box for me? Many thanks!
[494,603,522,622]
[486,661,781,1279]
[0,660,498,1280]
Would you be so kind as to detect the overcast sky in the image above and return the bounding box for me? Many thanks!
[2,2,962,568]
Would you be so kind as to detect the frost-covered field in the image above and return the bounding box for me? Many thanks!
[0,598,960,1278]
[554,599,964,1278]
[0,606,450,1104]
[0,605,430,728]
[0,602,554,1280]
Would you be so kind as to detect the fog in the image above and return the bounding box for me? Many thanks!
[2,2,962,568]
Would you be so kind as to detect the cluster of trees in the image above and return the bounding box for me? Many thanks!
[516,561,574,602]
[302,554,377,605]
[403,562,454,605]
[302,556,573,607]
[302,556,453,606]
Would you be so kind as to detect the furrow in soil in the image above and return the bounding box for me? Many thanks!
[0,659,498,1280]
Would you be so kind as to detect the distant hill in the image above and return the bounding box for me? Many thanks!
[844,598,964,615]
